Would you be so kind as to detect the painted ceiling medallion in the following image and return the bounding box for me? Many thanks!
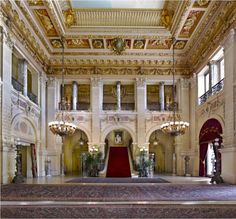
[111,38,126,55]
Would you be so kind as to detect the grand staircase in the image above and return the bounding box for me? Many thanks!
[106,146,131,177]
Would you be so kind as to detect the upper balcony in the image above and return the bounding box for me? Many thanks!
[198,79,224,105]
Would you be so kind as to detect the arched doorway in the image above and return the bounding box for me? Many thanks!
[199,118,223,177]
[148,129,173,174]
[104,129,133,177]
[64,129,88,175]
[11,115,38,179]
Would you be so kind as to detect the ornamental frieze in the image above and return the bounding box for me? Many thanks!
[48,67,190,76]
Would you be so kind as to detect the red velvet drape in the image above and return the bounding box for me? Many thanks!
[31,143,38,178]
[199,143,208,176]
[199,118,222,177]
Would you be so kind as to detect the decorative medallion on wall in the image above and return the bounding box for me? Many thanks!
[110,37,126,55]
[63,9,75,27]
[193,0,210,8]
[133,40,145,49]
[174,40,188,50]
[92,39,104,49]
[50,39,62,48]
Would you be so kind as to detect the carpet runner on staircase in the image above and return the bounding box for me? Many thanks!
[106,146,131,177]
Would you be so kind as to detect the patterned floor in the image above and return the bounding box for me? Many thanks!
[66,177,169,183]
[1,177,236,218]
[2,183,236,201]
[2,204,236,218]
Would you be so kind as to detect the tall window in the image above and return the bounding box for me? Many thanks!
[198,48,224,105]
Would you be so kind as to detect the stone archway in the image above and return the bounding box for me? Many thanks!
[148,129,174,174]
[102,128,134,177]
[64,129,89,175]
[11,114,38,178]
[199,118,223,177]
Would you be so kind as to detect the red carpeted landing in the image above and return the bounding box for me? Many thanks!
[106,146,131,177]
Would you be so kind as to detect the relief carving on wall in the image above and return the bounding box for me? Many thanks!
[34,9,57,36]
[198,95,224,117]
[160,9,172,28]
[63,9,75,27]
[179,11,204,38]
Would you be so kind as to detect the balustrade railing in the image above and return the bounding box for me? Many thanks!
[12,77,23,93]
[28,92,38,105]
[199,79,224,105]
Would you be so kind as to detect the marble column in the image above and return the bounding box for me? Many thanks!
[39,73,47,176]
[208,62,214,93]
[159,82,165,111]
[1,26,14,183]
[117,81,121,111]
[221,29,236,183]
[72,81,78,110]
[22,59,28,97]
[91,77,103,150]
[136,78,147,148]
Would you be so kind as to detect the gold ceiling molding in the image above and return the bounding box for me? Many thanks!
[185,1,221,55]
[42,0,63,36]
[63,9,75,27]
[74,9,162,27]
[187,1,236,70]
[34,9,58,36]
[15,1,51,53]
[170,1,192,37]
[1,0,49,66]
[48,57,188,68]
[48,67,190,76]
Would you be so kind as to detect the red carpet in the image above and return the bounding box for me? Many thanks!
[106,147,131,177]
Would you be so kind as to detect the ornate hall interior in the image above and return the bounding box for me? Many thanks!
[0,0,236,218]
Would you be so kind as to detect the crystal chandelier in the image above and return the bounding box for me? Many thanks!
[160,38,189,136]
[48,36,76,137]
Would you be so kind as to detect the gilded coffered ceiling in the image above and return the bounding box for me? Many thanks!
[1,0,236,76]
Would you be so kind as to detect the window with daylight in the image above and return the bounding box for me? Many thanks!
[198,48,224,105]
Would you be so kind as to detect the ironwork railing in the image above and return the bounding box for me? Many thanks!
[12,77,23,93]
[199,79,224,105]
[28,92,38,105]
[147,102,161,111]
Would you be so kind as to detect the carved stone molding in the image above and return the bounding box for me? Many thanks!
[222,28,235,51]
[180,78,190,89]
[91,77,102,87]
[136,77,146,88]
[49,67,189,76]
[46,77,56,87]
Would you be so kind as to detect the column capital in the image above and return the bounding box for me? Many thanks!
[91,77,102,87]
[39,72,47,85]
[222,28,235,51]
[135,77,146,88]
[159,81,165,85]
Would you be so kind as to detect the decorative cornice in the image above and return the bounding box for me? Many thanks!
[1,0,50,65]
[49,57,187,68]
[49,67,190,76]
[187,1,236,72]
